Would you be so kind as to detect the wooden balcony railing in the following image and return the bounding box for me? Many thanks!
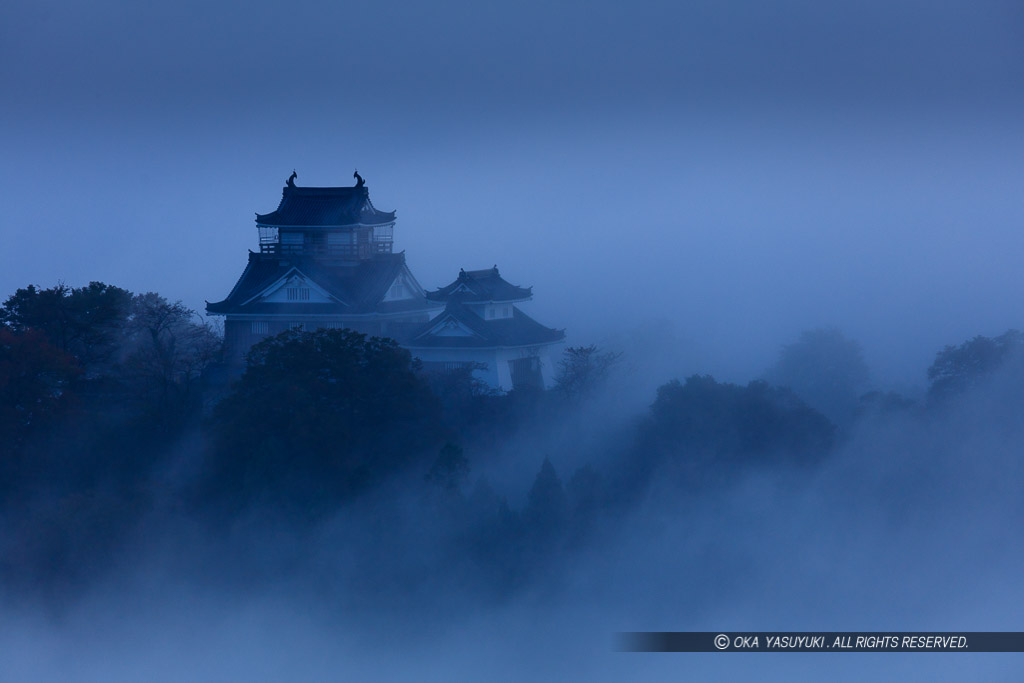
[258,240,393,257]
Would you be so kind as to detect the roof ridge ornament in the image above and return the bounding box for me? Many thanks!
[287,170,297,188]
[353,169,365,188]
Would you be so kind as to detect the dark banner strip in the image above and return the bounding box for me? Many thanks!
[618,632,1024,653]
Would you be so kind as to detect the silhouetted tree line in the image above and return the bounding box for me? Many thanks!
[927,329,1024,406]
[1,282,219,440]
[622,375,835,493]
[0,282,220,593]
[3,278,1023,599]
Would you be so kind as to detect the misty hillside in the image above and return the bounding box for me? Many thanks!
[2,279,1024,680]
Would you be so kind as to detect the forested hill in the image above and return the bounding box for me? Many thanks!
[1,280,1021,602]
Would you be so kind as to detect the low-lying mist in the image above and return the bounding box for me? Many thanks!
[2,321,1023,681]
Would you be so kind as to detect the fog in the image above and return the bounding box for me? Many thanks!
[3,0,1024,680]
[3,367,1024,681]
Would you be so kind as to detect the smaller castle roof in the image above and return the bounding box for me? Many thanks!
[426,266,532,303]
[403,300,564,349]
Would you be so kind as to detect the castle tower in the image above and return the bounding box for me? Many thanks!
[207,171,565,390]
[206,172,441,365]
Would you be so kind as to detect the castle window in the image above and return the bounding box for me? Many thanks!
[487,305,512,319]
[251,321,269,335]
[287,287,310,301]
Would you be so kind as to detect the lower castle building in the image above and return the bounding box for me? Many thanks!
[206,173,564,390]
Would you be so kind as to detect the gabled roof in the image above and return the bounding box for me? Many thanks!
[206,252,437,315]
[255,179,396,227]
[404,300,564,348]
[426,266,532,303]
[240,266,345,306]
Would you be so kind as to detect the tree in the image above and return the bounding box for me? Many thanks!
[632,375,835,489]
[927,329,1024,404]
[422,361,501,430]
[425,442,470,496]
[120,293,221,416]
[1,282,131,374]
[764,327,870,426]
[554,345,622,401]
[523,457,567,533]
[0,328,80,456]
[206,328,444,511]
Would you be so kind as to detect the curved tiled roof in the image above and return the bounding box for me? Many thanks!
[206,252,436,316]
[426,266,532,303]
[405,300,564,348]
[255,181,396,227]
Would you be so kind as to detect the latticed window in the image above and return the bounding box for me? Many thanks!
[251,321,269,335]
[509,356,542,390]
[287,287,310,301]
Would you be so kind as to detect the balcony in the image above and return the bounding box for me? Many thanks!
[258,240,393,258]
[258,225,393,258]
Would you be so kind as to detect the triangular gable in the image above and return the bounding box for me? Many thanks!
[383,266,427,302]
[416,313,486,339]
[241,267,345,306]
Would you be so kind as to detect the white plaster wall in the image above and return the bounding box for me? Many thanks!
[410,343,563,391]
